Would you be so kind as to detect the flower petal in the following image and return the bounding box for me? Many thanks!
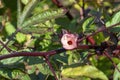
[61,33,78,50]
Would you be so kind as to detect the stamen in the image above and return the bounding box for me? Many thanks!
[67,41,73,45]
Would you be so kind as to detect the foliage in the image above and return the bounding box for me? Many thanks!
[0,0,120,80]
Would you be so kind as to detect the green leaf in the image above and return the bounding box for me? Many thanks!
[22,9,66,27]
[12,70,30,80]
[113,63,120,80]
[16,32,26,43]
[82,17,95,32]
[93,32,105,45]
[21,25,53,34]
[21,74,31,80]
[67,51,80,65]
[21,21,54,34]
[5,22,16,36]
[19,0,39,26]
[0,57,23,64]
[37,63,52,75]
[26,57,52,75]
[0,62,27,80]
[68,53,73,65]
[0,68,10,79]
[39,33,52,50]
[17,0,22,27]
[0,68,30,80]
[61,64,108,80]
[106,11,120,32]
[91,56,118,77]
[53,53,68,65]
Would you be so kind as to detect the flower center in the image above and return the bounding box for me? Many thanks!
[67,40,73,45]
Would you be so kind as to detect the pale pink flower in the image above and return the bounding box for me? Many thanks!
[61,33,78,50]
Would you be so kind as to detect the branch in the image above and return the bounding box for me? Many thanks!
[0,45,120,60]
[19,0,39,25]
[45,56,58,80]
[0,48,66,60]
[78,22,120,42]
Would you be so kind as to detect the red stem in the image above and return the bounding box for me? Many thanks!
[116,45,120,49]
[86,36,96,45]
[0,48,66,60]
[78,22,120,42]
[0,45,120,60]
[45,56,58,80]
[52,0,62,7]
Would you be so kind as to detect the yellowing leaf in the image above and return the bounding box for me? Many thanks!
[61,65,108,80]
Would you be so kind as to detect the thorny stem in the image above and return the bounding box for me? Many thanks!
[45,56,58,80]
[104,52,120,73]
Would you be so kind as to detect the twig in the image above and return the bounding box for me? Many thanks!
[0,40,12,52]
[51,0,73,19]
[104,52,120,73]
[0,29,21,52]
[45,56,58,80]
[0,45,120,60]
[78,22,120,42]
[0,48,65,60]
